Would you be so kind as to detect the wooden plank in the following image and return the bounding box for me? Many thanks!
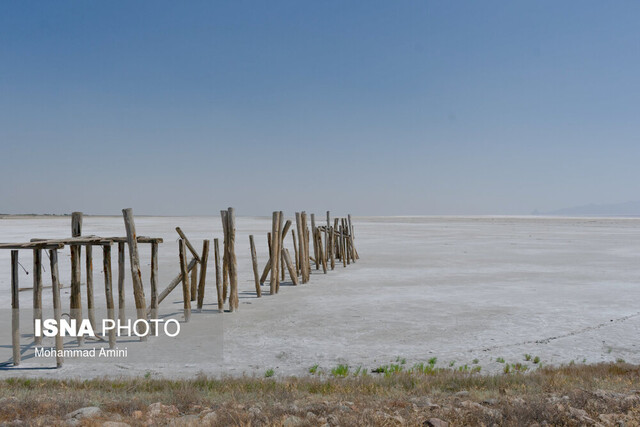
[213,238,223,313]
[249,235,261,297]
[176,227,201,262]
[227,207,239,311]
[179,240,191,322]
[156,257,197,305]
[122,208,148,340]
[49,249,63,367]
[0,242,64,249]
[150,242,159,331]
[33,248,42,346]
[117,242,126,321]
[197,240,210,310]
[282,248,299,286]
[102,244,116,349]
[86,244,96,330]
[70,212,83,346]
[11,250,20,366]
[220,210,229,303]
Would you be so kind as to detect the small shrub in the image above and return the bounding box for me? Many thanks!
[428,357,438,366]
[496,357,505,363]
[472,358,479,364]
[533,356,540,364]
[331,364,349,377]
[264,369,275,378]
[309,364,319,374]
[524,354,532,361]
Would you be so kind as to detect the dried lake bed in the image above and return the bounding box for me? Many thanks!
[0,215,638,378]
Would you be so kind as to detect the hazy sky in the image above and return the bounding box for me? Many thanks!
[1,1,639,216]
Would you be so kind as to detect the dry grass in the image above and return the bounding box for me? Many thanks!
[0,362,639,425]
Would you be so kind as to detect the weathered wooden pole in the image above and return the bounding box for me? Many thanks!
[282,248,299,286]
[295,212,304,283]
[122,208,148,340]
[220,210,229,303]
[70,212,83,346]
[102,244,116,349]
[49,249,63,367]
[292,230,299,277]
[86,244,96,330]
[311,213,319,270]
[117,242,126,321]
[179,239,191,322]
[317,230,327,273]
[325,211,330,265]
[276,211,284,292]
[226,207,239,311]
[269,211,280,294]
[301,212,310,282]
[197,240,210,310]
[260,257,271,285]
[150,241,159,330]
[330,226,335,270]
[213,238,223,313]
[33,248,43,345]
[341,223,347,268]
[267,232,272,259]
[333,218,340,260]
[175,227,201,262]
[249,235,261,297]
[190,262,198,302]
[11,250,20,366]
[156,258,197,305]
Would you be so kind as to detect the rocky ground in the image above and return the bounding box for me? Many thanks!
[0,362,639,426]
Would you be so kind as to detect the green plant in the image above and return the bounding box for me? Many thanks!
[428,357,438,366]
[503,364,511,374]
[472,358,479,364]
[396,357,407,365]
[331,364,349,377]
[533,356,540,364]
[308,364,319,374]
[496,357,505,363]
[616,358,626,364]
[512,363,528,373]
[471,366,481,373]
[524,354,532,361]
[144,371,151,379]
[264,369,275,378]
[449,361,455,367]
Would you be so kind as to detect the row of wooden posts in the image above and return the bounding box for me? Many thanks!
[1,208,357,368]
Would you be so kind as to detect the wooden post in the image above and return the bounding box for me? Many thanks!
[226,207,239,312]
[214,238,223,313]
[190,262,198,302]
[276,211,284,293]
[341,223,347,267]
[317,230,327,273]
[333,218,340,260]
[197,240,210,310]
[249,235,261,297]
[325,211,330,265]
[11,250,20,366]
[330,226,335,270]
[150,242,159,331]
[117,241,125,321]
[33,248,43,345]
[311,213,319,270]
[301,212,310,283]
[282,248,299,286]
[156,258,197,305]
[179,239,191,322]
[122,208,148,340]
[86,245,96,330]
[49,249,63,367]
[175,227,201,262]
[267,232,272,259]
[295,212,304,283]
[292,230,299,277]
[260,257,271,285]
[102,244,116,349]
[220,210,229,303]
[269,211,280,294]
[279,218,291,285]
[70,212,83,346]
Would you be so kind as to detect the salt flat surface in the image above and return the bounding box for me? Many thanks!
[0,215,639,378]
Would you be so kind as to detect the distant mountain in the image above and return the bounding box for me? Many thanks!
[539,201,640,217]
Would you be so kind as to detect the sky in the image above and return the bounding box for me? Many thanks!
[1,1,639,216]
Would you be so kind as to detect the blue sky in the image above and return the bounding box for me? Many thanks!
[1,1,639,215]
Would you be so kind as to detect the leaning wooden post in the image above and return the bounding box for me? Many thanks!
[190,262,198,302]
[49,249,64,367]
[150,242,159,330]
[226,207,239,311]
[279,218,291,285]
[70,212,83,346]
[267,232,272,259]
[179,239,191,321]
[330,226,336,270]
[11,250,20,366]
[282,248,299,286]
[213,238,223,313]
[249,235,261,297]
[86,245,96,330]
[292,230,299,277]
[269,211,280,294]
[117,241,126,321]
[102,244,116,349]
[33,248,43,345]
[333,218,340,260]
[317,231,327,273]
[122,208,148,340]
[197,240,210,310]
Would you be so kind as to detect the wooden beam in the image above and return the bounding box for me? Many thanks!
[150,241,159,331]
[156,257,197,305]
[33,248,42,346]
[49,249,63,367]
[249,235,261,297]
[197,240,210,310]
[227,207,239,311]
[282,248,299,286]
[175,227,201,262]
[213,238,223,313]
[117,242,125,321]
[11,250,20,366]
[102,244,116,349]
[70,212,83,346]
[179,239,191,322]
[86,244,96,330]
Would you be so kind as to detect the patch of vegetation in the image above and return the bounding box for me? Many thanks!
[533,356,540,364]
[331,364,349,377]
[264,369,275,378]
[308,364,319,375]
[524,354,532,361]
[496,357,505,363]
